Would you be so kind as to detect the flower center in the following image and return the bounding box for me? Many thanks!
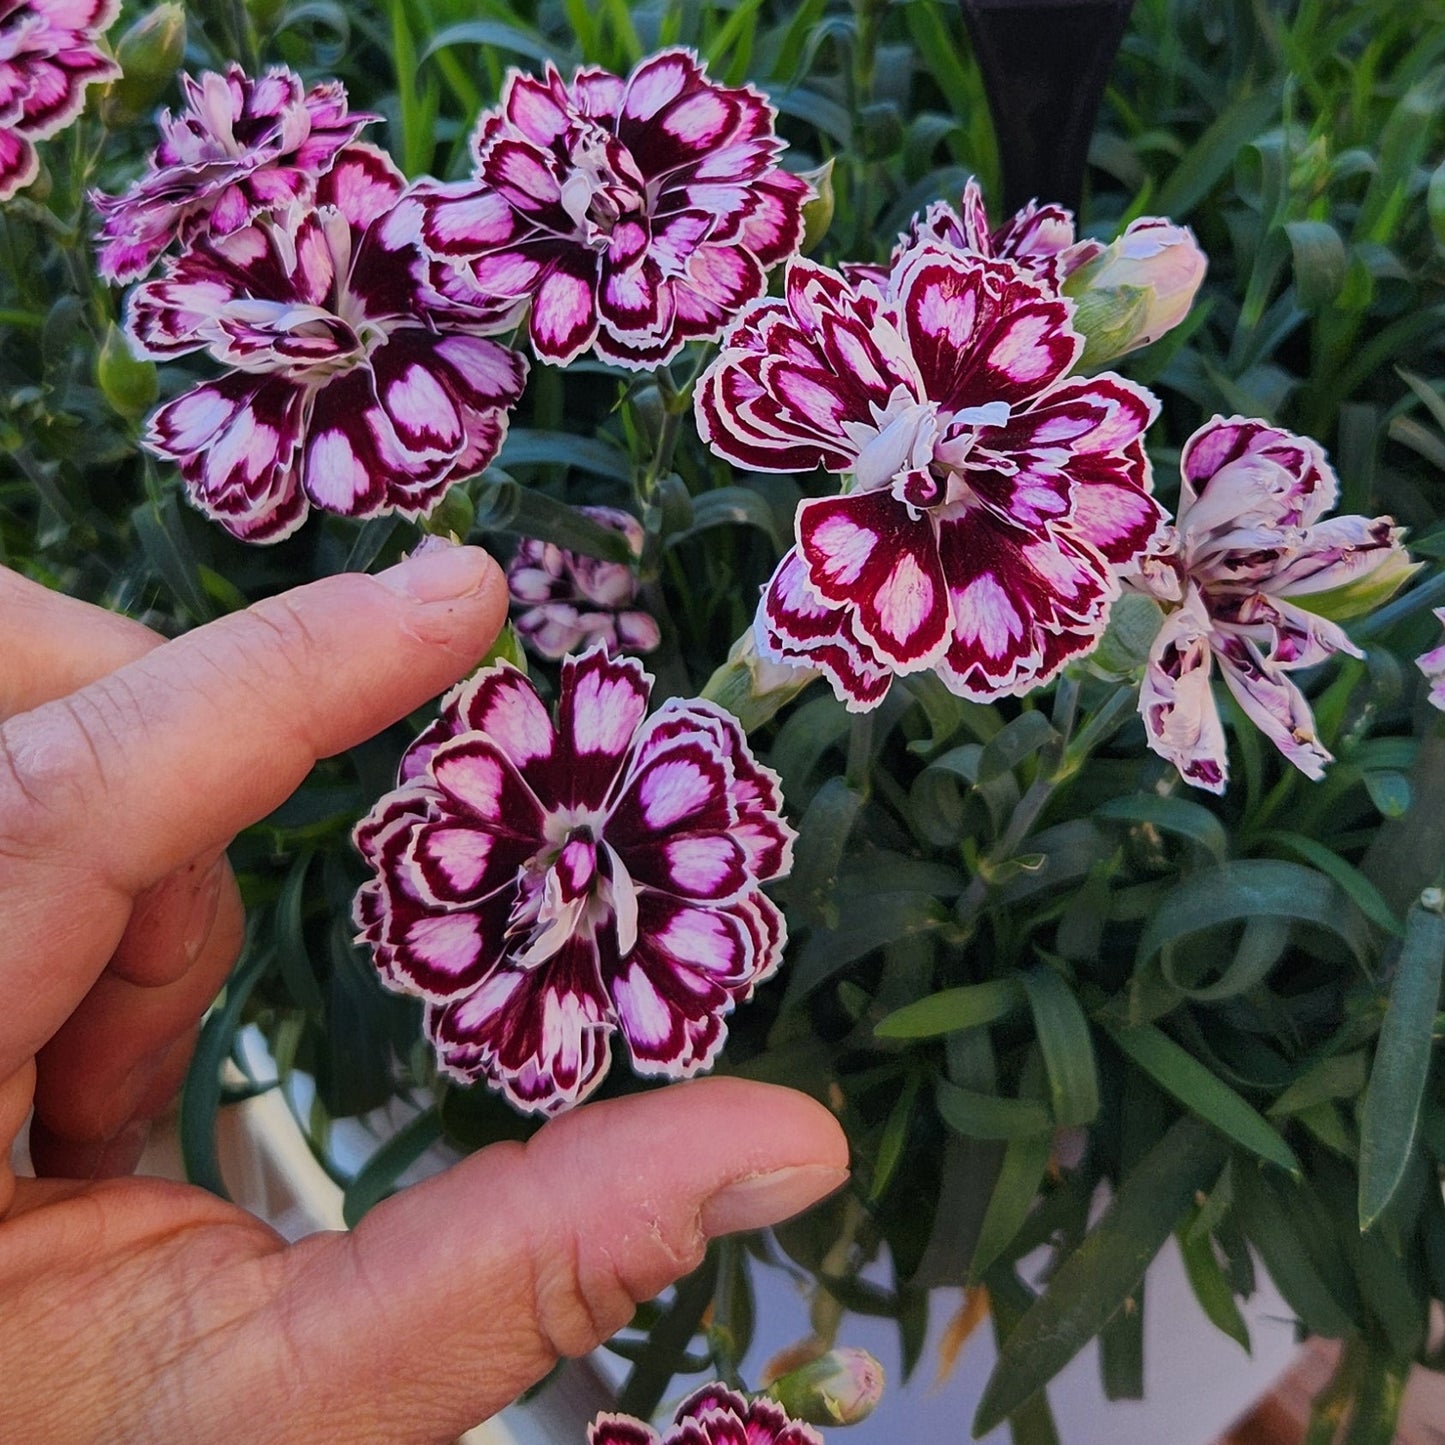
[559,125,645,248]
[508,823,639,969]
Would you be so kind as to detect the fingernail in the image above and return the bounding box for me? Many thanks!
[701,1164,849,1238]
[377,543,495,604]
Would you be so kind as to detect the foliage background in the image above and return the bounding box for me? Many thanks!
[4,0,1445,1439]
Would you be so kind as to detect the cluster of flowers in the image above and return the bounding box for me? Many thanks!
[74,46,1436,1121]
[93,51,810,540]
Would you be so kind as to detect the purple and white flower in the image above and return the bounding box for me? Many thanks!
[353,648,795,1116]
[417,48,810,370]
[92,63,375,283]
[126,145,526,543]
[696,246,1164,710]
[1418,610,1445,712]
[1131,415,1410,792]
[590,1384,823,1445]
[0,0,120,202]
[508,506,661,659]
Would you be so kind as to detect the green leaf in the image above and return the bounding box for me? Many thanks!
[1136,860,1372,974]
[870,1071,922,1201]
[421,17,563,66]
[974,1117,1228,1433]
[970,1055,1053,1282]
[342,1108,443,1228]
[1023,964,1100,1128]
[1108,1024,1301,1175]
[788,891,947,1005]
[274,850,324,1012]
[1359,898,1445,1231]
[978,710,1056,782]
[874,978,1025,1039]
[471,476,634,561]
[1099,1282,1145,1400]
[665,485,783,550]
[935,1079,1053,1141]
[179,940,271,1200]
[1095,794,1229,863]
[1259,831,1403,937]
[784,775,863,928]
[495,428,633,483]
[1270,1052,1369,1118]
[1284,220,1348,310]
[1364,770,1412,819]
[1177,1221,1251,1352]
[1157,89,1280,217]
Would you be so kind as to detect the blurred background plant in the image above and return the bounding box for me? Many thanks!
[4,1,1445,1440]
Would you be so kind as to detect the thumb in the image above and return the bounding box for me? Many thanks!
[255,1079,847,1443]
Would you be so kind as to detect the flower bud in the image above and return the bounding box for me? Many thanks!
[95,321,158,417]
[702,629,817,732]
[798,159,835,256]
[1064,218,1206,367]
[765,1348,885,1427]
[422,485,475,541]
[101,4,186,127]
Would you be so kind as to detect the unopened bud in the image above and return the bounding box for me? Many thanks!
[798,159,835,256]
[702,628,817,732]
[766,1348,885,1427]
[1065,218,1207,367]
[101,4,186,126]
[95,321,157,417]
[422,484,475,541]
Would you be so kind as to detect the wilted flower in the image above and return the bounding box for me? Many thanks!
[696,246,1164,710]
[91,62,376,283]
[508,506,661,659]
[1418,610,1445,711]
[126,145,526,543]
[353,648,795,1115]
[591,1384,823,1445]
[417,48,810,370]
[0,0,120,202]
[1131,415,1410,791]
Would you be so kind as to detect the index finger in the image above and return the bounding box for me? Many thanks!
[0,544,508,1082]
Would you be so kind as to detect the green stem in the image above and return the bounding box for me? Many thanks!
[845,707,875,798]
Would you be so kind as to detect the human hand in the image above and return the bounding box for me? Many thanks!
[0,552,849,1443]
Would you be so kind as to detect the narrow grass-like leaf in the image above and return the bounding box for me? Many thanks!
[970,1119,1052,1281]
[342,1108,443,1228]
[179,940,271,1200]
[1095,794,1229,863]
[1109,1024,1300,1175]
[1023,964,1100,1128]
[1177,1223,1251,1352]
[978,710,1056,782]
[495,428,633,482]
[1156,89,1279,216]
[935,1079,1053,1141]
[974,1117,1228,1433]
[1359,899,1445,1230]
[1260,831,1403,937]
[870,1071,922,1201]
[875,978,1025,1039]
[421,18,561,67]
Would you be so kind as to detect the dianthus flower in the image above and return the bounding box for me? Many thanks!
[417,48,809,370]
[1132,415,1410,792]
[591,1384,823,1445]
[0,0,119,202]
[508,506,661,659]
[1419,610,1445,711]
[126,145,526,543]
[353,649,795,1115]
[696,246,1164,709]
[92,62,375,283]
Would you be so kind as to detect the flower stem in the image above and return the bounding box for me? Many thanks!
[845,708,875,798]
